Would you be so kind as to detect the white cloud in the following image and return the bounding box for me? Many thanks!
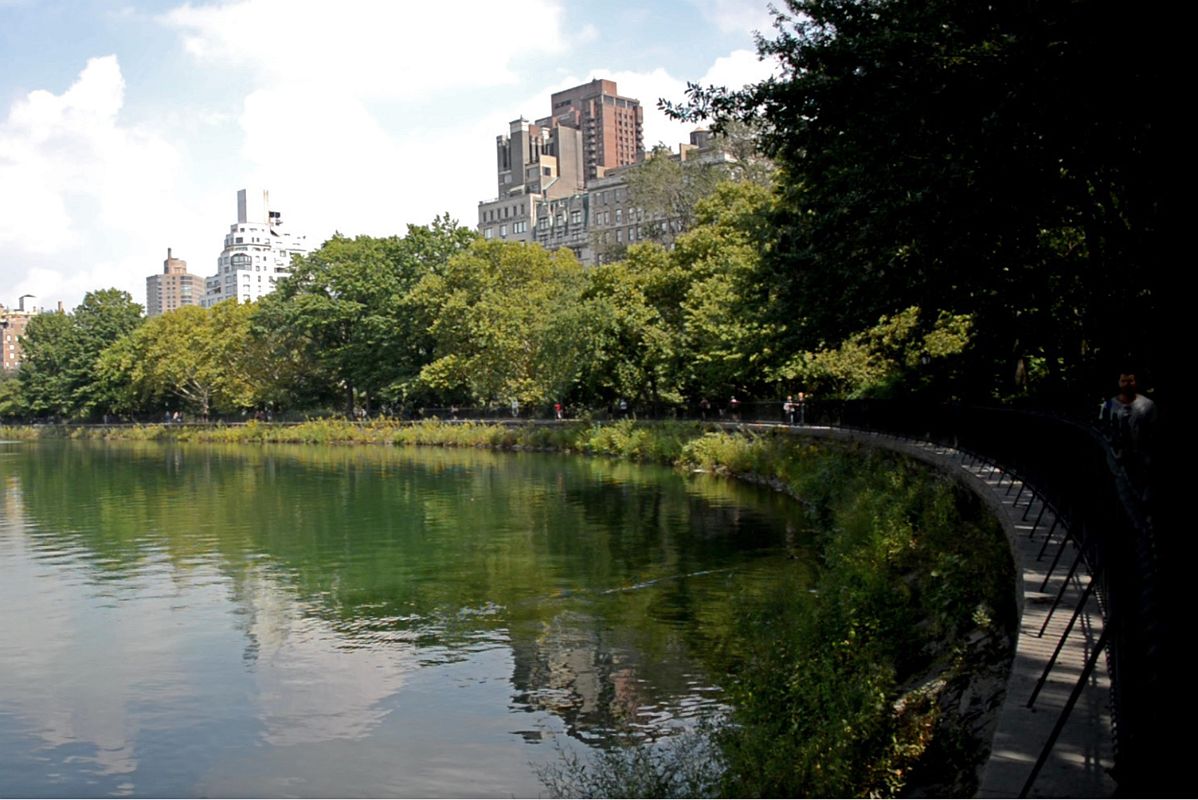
[0,55,187,310]
[693,0,777,37]
[0,56,123,255]
[162,0,567,101]
[5,263,142,315]
[700,48,777,90]
[149,0,577,246]
[575,23,600,45]
[0,3,784,312]
[231,43,781,245]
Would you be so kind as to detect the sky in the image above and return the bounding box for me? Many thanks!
[0,0,780,313]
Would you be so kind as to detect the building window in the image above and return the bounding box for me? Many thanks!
[499,224,507,237]
[484,228,493,239]
[571,210,582,224]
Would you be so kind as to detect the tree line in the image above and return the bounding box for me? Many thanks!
[0,181,976,423]
[2,0,1158,422]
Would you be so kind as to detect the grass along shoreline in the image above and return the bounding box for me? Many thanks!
[0,419,702,461]
[2,419,1015,797]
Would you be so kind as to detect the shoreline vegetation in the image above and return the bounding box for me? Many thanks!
[3,419,1015,797]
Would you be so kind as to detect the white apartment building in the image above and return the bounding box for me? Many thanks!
[202,189,308,307]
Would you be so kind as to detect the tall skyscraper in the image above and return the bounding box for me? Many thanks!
[146,248,204,317]
[538,79,644,180]
[202,189,308,307]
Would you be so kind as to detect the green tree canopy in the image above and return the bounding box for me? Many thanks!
[667,0,1162,402]
[777,306,973,399]
[674,181,782,399]
[71,289,146,415]
[16,311,79,418]
[101,301,259,417]
[626,122,776,246]
[16,289,143,418]
[579,244,687,409]
[412,240,586,406]
[255,217,477,413]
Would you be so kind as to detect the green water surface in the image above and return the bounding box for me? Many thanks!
[0,439,814,797]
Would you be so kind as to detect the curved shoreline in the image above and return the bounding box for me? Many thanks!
[781,426,1113,798]
[3,420,1097,796]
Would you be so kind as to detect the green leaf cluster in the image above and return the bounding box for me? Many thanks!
[97,300,262,417]
[779,306,973,398]
[676,435,1014,797]
[15,289,143,419]
[255,215,478,412]
[411,239,586,405]
[666,0,1163,402]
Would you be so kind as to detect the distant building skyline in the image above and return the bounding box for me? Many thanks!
[480,78,643,261]
[0,2,774,313]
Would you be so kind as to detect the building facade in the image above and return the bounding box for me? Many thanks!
[494,117,585,202]
[146,248,204,317]
[481,102,728,266]
[0,296,41,373]
[479,79,648,262]
[584,134,736,260]
[202,189,308,307]
[533,192,593,263]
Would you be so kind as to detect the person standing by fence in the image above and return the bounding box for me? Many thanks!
[1099,370,1155,500]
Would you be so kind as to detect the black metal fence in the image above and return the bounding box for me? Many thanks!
[805,399,1165,796]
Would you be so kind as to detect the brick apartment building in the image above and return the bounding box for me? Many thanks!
[1,297,40,372]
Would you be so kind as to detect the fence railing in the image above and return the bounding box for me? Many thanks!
[805,400,1160,796]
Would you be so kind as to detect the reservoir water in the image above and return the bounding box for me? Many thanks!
[0,439,812,797]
